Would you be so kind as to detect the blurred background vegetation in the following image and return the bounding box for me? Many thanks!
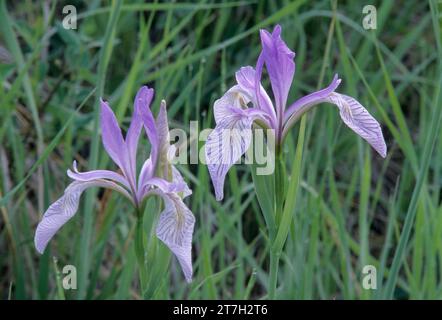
[0,0,441,299]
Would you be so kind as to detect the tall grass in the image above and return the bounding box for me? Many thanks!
[0,0,441,299]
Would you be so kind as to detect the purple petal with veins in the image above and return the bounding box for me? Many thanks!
[35,180,133,253]
[153,191,195,283]
[326,93,387,158]
[35,86,195,284]
[205,113,253,201]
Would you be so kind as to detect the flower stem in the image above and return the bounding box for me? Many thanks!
[135,208,147,297]
[268,249,280,299]
[268,150,285,299]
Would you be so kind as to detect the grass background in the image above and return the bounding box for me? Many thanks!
[0,0,441,299]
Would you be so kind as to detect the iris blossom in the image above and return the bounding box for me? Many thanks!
[206,25,387,201]
[34,86,195,282]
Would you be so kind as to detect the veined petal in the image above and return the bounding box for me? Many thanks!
[284,74,342,123]
[325,93,387,157]
[154,191,195,283]
[67,160,131,190]
[259,25,295,113]
[100,99,126,169]
[213,85,247,124]
[205,113,253,201]
[282,75,386,157]
[235,66,276,122]
[34,180,133,254]
[214,85,272,129]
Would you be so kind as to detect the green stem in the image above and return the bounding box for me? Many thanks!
[268,248,280,299]
[268,150,285,299]
[135,208,147,297]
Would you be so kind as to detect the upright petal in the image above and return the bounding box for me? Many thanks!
[325,93,387,157]
[35,180,133,253]
[156,100,172,178]
[259,25,295,113]
[154,191,195,283]
[205,112,253,201]
[100,99,126,169]
[125,86,154,184]
[136,86,159,168]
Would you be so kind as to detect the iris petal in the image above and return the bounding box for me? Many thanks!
[153,191,195,283]
[35,180,133,254]
[205,113,253,201]
[326,93,387,157]
[259,25,295,114]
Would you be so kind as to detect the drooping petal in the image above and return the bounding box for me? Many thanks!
[67,160,131,190]
[205,112,253,201]
[154,191,195,283]
[325,93,387,157]
[259,25,295,114]
[283,75,386,157]
[100,99,126,169]
[235,66,276,123]
[34,180,133,254]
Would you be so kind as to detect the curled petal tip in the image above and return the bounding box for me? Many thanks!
[72,160,79,172]
[272,24,282,35]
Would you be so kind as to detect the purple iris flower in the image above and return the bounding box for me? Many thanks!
[206,25,387,201]
[34,86,195,282]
